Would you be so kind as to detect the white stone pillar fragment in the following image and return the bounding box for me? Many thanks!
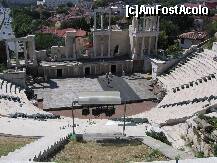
[27,35,37,66]
[108,10,111,57]
[65,31,76,59]
[101,14,104,30]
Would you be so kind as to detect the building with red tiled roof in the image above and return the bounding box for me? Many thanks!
[178,31,208,49]
[38,27,87,38]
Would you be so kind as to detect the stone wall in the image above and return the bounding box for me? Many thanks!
[35,50,47,62]
[0,69,26,88]
[110,30,130,57]
[151,58,179,80]
[39,60,133,79]
[51,46,65,60]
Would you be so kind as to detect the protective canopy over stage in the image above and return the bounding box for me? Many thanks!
[75,91,122,106]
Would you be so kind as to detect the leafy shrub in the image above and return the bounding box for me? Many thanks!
[0,64,6,73]
[195,151,205,158]
[145,149,163,162]
[146,131,172,145]
[214,144,217,156]
[198,114,217,129]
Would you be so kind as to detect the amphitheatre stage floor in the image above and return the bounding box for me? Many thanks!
[33,76,157,110]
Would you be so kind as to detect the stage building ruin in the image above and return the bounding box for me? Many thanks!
[4,8,160,79]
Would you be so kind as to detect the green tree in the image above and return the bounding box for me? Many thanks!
[61,17,90,31]
[158,31,168,50]
[205,21,217,36]
[35,33,64,51]
[93,0,107,8]
[165,42,182,57]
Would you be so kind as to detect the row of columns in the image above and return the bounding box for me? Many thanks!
[6,41,20,67]
[5,35,37,68]
[132,16,159,32]
[132,16,160,59]
[93,9,112,58]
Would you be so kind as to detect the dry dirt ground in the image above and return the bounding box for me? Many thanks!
[51,139,168,163]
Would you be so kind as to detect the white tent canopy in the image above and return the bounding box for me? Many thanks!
[76,91,121,105]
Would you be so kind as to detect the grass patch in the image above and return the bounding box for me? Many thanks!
[0,136,33,157]
[52,139,167,163]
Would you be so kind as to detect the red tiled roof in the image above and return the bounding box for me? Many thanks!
[39,27,87,38]
[179,31,208,40]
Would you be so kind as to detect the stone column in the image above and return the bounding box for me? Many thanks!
[101,14,104,30]
[147,18,150,31]
[93,34,96,57]
[132,17,138,32]
[94,12,97,30]
[14,41,19,67]
[23,41,28,65]
[108,10,111,30]
[155,16,160,55]
[150,16,154,31]
[141,37,145,59]
[65,31,76,59]
[135,17,138,32]
[148,37,152,55]
[155,36,158,55]
[143,16,146,31]
[132,37,137,60]
[5,41,11,67]
[157,16,160,32]
[27,35,37,66]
